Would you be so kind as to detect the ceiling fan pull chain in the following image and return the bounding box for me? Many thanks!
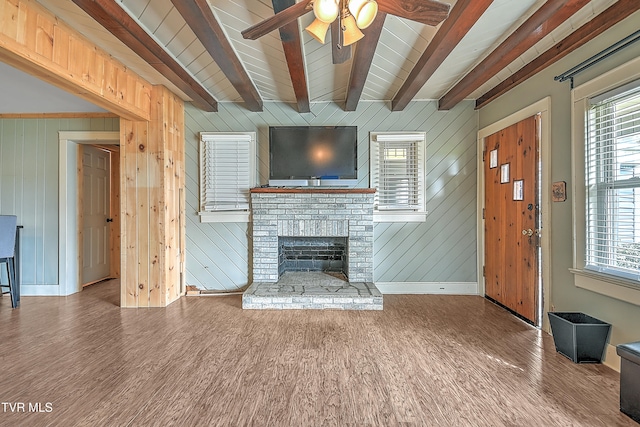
[337,1,344,49]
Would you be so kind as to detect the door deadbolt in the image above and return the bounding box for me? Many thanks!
[106,218,114,223]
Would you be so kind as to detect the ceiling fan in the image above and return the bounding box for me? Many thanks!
[242,0,451,54]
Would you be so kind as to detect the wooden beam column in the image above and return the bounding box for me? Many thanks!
[120,86,185,308]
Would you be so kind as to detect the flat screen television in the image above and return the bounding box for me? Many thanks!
[269,126,357,187]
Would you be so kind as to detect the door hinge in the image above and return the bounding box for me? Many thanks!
[482,208,485,219]
[482,266,486,277]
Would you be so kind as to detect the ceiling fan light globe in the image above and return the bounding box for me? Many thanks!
[313,0,340,23]
[342,14,364,46]
[305,18,331,44]
[354,1,378,29]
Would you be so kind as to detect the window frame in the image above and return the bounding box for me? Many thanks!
[198,131,257,223]
[369,131,427,223]
[571,56,640,305]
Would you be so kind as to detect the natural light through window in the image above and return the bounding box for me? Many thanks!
[585,85,640,282]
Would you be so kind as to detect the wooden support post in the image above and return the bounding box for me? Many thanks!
[120,86,185,308]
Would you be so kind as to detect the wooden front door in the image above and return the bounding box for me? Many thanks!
[484,115,540,324]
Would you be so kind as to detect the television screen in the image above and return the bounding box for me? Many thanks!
[269,126,357,184]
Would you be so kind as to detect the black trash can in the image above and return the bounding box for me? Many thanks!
[548,312,611,363]
[617,341,640,423]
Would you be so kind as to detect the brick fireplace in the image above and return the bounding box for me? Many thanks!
[244,188,381,310]
[250,188,375,282]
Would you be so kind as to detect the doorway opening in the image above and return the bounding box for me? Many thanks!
[478,98,551,330]
[80,144,120,287]
[58,131,120,300]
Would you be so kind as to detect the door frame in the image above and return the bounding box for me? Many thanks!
[477,98,552,331]
[59,131,119,296]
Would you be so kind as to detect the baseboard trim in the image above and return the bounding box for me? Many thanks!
[20,284,65,296]
[375,282,479,295]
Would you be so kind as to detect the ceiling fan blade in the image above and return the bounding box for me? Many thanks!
[378,0,451,26]
[242,0,313,40]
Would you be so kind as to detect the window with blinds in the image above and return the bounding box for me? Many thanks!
[370,132,426,215]
[199,132,256,218]
[585,83,640,282]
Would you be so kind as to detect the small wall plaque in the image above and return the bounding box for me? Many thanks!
[500,163,510,183]
[552,181,567,202]
[489,149,498,169]
[513,180,524,201]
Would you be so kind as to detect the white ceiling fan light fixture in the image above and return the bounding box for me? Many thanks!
[313,0,340,23]
[306,0,377,46]
[341,13,364,46]
[347,0,378,29]
[305,18,331,44]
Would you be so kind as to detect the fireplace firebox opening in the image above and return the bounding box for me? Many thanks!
[278,237,348,279]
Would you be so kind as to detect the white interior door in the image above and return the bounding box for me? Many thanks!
[82,146,111,285]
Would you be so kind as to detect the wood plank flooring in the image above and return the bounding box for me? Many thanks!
[0,280,634,426]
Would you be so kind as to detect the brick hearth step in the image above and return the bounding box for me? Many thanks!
[242,272,383,310]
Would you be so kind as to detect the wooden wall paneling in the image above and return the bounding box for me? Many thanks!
[169,89,185,303]
[137,120,151,307]
[164,90,175,304]
[0,0,152,121]
[179,98,186,299]
[146,88,162,308]
[156,85,185,305]
[120,119,140,307]
[119,85,184,307]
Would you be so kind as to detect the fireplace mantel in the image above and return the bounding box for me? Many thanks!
[250,187,376,194]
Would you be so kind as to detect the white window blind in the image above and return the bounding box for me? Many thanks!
[370,132,426,212]
[585,83,640,282]
[200,132,255,213]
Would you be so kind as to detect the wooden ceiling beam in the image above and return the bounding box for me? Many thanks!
[391,0,493,112]
[171,0,263,112]
[0,0,151,121]
[378,0,450,26]
[439,0,591,111]
[345,12,387,111]
[242,0,312,40]
[272,0,310,113]
[475,0,640,109]
[71,0,218,112]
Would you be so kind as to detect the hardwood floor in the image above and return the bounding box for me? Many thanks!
[0,280,633,426]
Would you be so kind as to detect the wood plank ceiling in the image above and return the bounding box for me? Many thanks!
[31,0,638,113]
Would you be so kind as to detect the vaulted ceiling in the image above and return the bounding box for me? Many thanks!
[6,0,638,114]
